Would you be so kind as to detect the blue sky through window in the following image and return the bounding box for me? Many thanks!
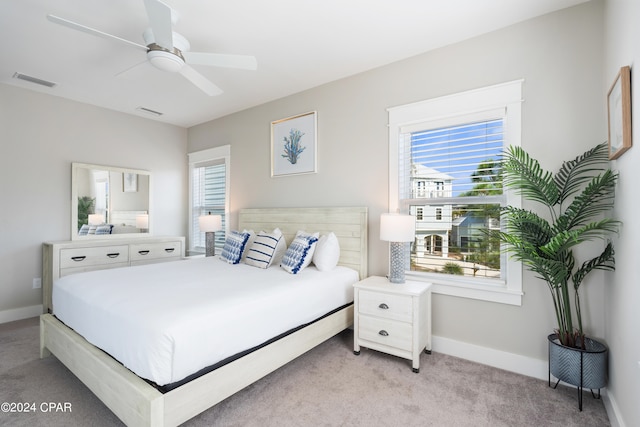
[411,119,503,197]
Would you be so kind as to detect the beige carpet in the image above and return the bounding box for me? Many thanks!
[0,317,609,426]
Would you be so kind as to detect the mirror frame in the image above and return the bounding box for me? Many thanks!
[71,162,152,240]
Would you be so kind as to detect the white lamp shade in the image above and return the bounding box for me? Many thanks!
[136,214,149,229]
[88,214,103,225]
[199,214,222,232]
[380,213,415,242]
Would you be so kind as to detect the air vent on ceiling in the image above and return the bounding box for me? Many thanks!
[13,72,57,88]
[136,107,163,117]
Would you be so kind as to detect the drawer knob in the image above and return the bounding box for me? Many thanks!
[378,330,389,337]
[378,303,389,310]
[71,256,86,262]
[106,253,120,258]
[138,250,150,255]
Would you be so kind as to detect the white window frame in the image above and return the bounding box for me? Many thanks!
[188,145,230,255]
[388,80,523,305]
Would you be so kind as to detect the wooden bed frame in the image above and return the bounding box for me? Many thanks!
[40,206,368,427]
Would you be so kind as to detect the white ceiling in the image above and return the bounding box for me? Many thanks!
[1,0,588,128]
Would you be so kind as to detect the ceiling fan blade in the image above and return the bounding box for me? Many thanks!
[46,14,148,51]
[183,52,258,70]
[179,65,223,96]
[143,0,174,50]
[115,60,151,79]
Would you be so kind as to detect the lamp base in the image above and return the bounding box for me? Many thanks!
[388,241,406,284]
[205,231,216,257]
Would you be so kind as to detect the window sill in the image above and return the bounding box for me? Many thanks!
[405,272,523,306]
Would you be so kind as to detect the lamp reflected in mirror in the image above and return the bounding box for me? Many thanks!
[88,214,103,225]
[136,214,149,233]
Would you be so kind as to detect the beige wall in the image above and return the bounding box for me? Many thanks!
[603,0,640,425]
[189,0,608,370]
[0,84,188,317]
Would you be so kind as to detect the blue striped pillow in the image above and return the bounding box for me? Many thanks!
[244,231,285,269]
[95,224,113,235]
[220,230,251,264]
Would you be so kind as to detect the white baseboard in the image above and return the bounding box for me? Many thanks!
[0,305,43,324]
[603,392,625,427]
[432,335,550,381]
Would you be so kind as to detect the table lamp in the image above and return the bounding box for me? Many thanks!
[199,213,222,256]
[380,213,415,284]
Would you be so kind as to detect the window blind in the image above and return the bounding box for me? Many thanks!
[191,160,226,250]
[402,118,504,201]
[399,117,505,280]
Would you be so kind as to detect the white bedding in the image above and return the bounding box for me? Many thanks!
[52,257,357,386]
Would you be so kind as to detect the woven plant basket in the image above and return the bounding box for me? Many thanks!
[548,333,608,390]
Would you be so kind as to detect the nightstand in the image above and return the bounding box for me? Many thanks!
[353,276,432,373]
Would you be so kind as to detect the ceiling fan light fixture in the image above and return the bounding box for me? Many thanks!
[147,49,184,73]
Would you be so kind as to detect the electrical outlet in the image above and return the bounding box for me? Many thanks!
[32,278,41,289]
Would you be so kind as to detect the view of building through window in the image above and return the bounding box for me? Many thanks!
[404,119,504,279]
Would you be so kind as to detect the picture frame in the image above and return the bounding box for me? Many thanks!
[123,172,138,192]
[271,111,317,177]
[607,65,632,160]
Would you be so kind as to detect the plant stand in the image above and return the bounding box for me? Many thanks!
[548,334,608,411]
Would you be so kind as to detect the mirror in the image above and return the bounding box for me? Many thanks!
[71,162,151,240]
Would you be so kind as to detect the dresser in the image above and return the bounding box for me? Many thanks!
[353,276,432,372]
[42,236,185,313]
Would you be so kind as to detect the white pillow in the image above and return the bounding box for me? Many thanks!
[313,232,340,271]
[280,231,319,274]
[244,229,286,269]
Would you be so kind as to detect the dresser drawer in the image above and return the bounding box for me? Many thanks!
[60,262,129,278]
[358,290,413,322]
[358,314,413,351]
[130,241,182,262]
[59,245,129,269]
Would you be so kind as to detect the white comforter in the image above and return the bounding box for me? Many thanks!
[52,257,357,386]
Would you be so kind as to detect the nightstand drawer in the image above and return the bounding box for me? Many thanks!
[130,241,182,262]
[358,290,413,322]
[60,245,129,268]
[358,315,412,351]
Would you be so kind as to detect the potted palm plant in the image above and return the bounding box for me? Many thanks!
[498,142,618,410]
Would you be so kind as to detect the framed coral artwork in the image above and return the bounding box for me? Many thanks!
[271,111,317,177]
[607,66,632,160]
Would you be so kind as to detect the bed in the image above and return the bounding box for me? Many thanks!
[40,206,368,427]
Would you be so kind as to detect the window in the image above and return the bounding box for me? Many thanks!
[188,146,230,255]
[388,81,523,305]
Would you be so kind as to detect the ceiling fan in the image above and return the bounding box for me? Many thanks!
[46,0,257,96]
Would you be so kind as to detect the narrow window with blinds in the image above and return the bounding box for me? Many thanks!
[400,119,504,280]
[188,145,230,255]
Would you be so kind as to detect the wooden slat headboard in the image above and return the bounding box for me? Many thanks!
[238,207,368,279]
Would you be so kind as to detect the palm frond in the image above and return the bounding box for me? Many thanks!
[572,242,615,290]
[500,206,553,248]
[554,142,610,205]
[502,146,558,208]
[555,169,619,232]
[541,221,620,256]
